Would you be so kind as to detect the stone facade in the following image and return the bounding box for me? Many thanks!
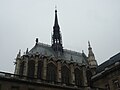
[92,53,120,90]
[14,54,88,87]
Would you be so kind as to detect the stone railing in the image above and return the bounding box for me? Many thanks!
[0,71,106,90]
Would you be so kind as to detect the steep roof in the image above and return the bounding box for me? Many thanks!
[28,42,88,64]
[96,52,120,73]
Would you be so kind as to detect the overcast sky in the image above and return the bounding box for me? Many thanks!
[0,0,120,73]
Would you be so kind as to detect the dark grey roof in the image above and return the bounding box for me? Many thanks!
[29,42,88,64]
[96,52,120,73]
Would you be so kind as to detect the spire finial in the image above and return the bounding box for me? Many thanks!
[17,49,21,58]
[88,41,91,47]
[36,38,38,45]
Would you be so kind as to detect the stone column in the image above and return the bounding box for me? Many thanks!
[57,60,61,83]
[70,63,75,85]
[42,57,47,80]
[34,56,38,78]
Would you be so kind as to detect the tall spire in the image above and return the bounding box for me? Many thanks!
[52,9,63,53]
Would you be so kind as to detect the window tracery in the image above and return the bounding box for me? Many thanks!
[61,65,70,85]
[74,68,82,86]
[37,60,43,79]
[27,60,35,78]
[46,62,57,83]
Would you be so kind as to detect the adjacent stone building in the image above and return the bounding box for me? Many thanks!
[92,52,120,90]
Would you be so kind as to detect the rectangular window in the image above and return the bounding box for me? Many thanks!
[11,86,19,90]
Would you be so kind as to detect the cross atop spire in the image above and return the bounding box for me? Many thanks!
[55,5,57,10]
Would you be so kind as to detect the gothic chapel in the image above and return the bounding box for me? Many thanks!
[14,9,98,88]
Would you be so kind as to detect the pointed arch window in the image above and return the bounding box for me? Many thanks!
[37,60,43,79]
[61,65,70,85]
[46,62,57,83]
[74,68,82,86]
[19,61,25,76]
[27,60,35,78]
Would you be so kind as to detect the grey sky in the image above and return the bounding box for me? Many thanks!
[0,0,120,73]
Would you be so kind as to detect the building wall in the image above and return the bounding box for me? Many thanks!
[15,54,89,87]
[0,76,82,90]
[92,64,120,90]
